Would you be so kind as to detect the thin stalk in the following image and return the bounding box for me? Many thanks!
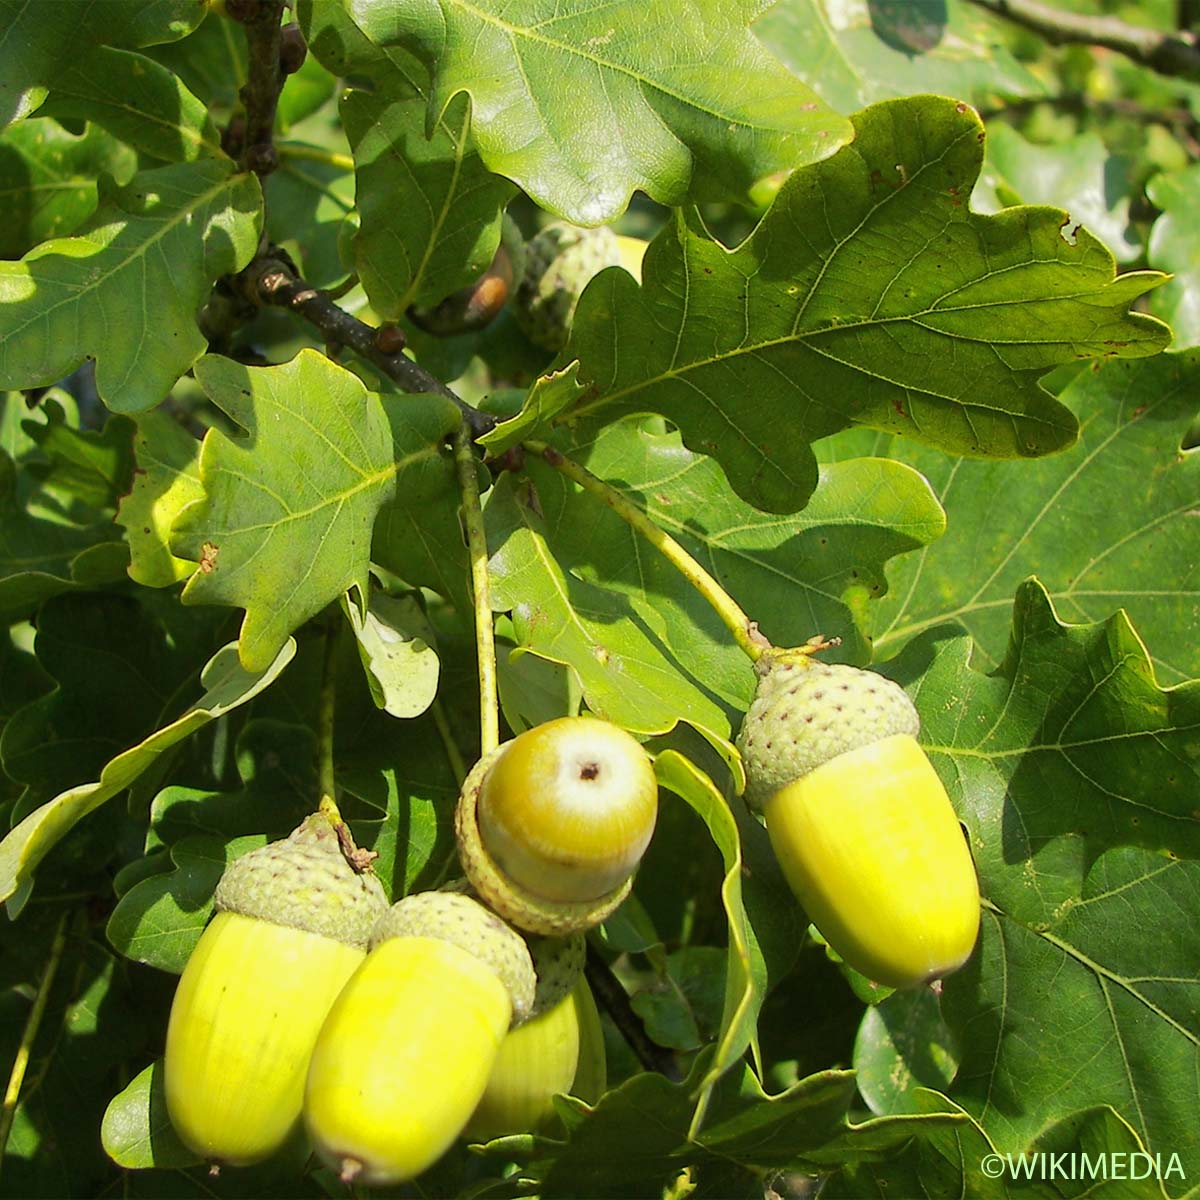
[525,441,768,662]
[430,696,468,787]
[277,142,355,172]
[454,427,500,756]
[317,614,339,812]
[0,912,70,1171]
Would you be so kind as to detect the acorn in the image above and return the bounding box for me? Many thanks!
[456,716,659,935]
[736,646,980,989]
[513,222,622,350]
[465,934,606,1140]
[163,811,387,1166]
[303,891,537,1186]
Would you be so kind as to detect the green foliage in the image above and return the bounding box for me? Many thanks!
[0,1,1196,1197]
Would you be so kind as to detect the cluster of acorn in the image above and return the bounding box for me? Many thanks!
[164,716,658,1184]
[162,649,980,1185]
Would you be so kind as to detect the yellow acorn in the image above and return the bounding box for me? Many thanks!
[163,811,387,1166]
[466,934,606,1140]
[456,716,659,935]
[736,647,980,989]
[303,891,537,1187]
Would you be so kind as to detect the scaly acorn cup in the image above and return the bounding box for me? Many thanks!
[303,891,537,1187]
[164,811,387,1166]
[736,646,981,989]
[456,716,659,935]
[465,934,605,1140]
[513,221,621,350]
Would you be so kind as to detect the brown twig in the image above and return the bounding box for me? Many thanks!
[969,0,1200,79]
[585,942,682,1082]
[226,0,287,176]
[242,255,495,438]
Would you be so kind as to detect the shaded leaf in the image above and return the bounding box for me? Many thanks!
[853,988,958,1116]
[832,351,1200,685]
[172,352,461,671]
[343,587,440,719]
[342,86,515,316]
[106,834,266,974]
[888,582,1200,1176]
[565,95,1169,513]
[267,144,355,291]
[0,118,135,258]
[102,1060,200,1170]
[484,468,737,768]
[0,0,206,130]
[40,46,224,164]
[0,160,262,413]
[344,0,853,224]
[0,451,127,623]
[755,0,1044,117]
[115,410,205,588]
[528,1056,965,1198]
[0,638,294,905]
[1147,164,1200,351]
[984,125,1141,263]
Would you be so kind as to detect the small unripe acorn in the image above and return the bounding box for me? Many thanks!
[164,811,387,1166]
[513,222,621,350]
[456,717,658,935]
[736,647,980,989]
[303,891,537,1187]
[466,935,606,1140]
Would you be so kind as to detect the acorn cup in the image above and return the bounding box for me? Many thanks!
[736,646,981,989]
[465,934,607,1141]
[456,716,659,936]
[303,891,538,1187]
[163,811,387,1167]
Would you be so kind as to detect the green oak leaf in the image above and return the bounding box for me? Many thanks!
[0,0,206,130]
[852,989,959,1116]
[0,638,294,905]
[827,351,1200,685]
[523,1055,965,1197]
[755,0,1045,117]
[654,752,764,1127]
[148,720,318,848]
[342,0,854,225]
[1147,164,1200,350]
[39,46,224,164]
[479,362,588,457]
[822,1091,1184,1198]
[106,834,266,974]
[144,8,247,112]
[563,94,1170,514]
[267,143,355,292]
[984,125,1141,263]
[343,587,440,719]
[0,118,136,259]
[487,416,944,752]
[885,582,1200,1178]
[484,467,738,772]
[0,451,127,624]
[102,1060,201,1170]
[172,352,462,672]
[115,410,205,587]
[0,160,262,413]
[342,87,515,316]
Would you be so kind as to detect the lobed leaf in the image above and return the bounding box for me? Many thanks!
[564,94,1170,514]
[0,118,135,259]
[0,638,294,906]
[0,0,206,130]
[0,160,262,413]
[831,351,1200,685]
[889,582,1200,1179]
[171,352,462,671]
[755,0,1045,116]
[342,0,853,225]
